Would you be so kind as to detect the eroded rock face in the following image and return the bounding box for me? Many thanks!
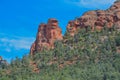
[67,1,120,36]
[30,1,120,55]
[30,19,63,55]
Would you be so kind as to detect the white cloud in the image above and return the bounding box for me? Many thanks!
[0,36,35,52]
[65,0,116,9]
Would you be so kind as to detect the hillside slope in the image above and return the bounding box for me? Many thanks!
[0,1,120,80]
[1,26,120,80]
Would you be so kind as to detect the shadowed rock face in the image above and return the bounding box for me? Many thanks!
[30,19,63,55]
[67,1,120,36]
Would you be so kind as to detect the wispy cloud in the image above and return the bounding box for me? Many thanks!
[65,0,116,9]
[0,35,35,52]
[0,33,35,62]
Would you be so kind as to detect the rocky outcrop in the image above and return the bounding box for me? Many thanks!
[67,1,120,36]
[0,56,8,66]
[30,1,120,55]
[30,19,63,55]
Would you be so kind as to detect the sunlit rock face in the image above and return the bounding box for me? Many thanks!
[30,1,120,55]
[67,1,120,36]
[30,19,63,55]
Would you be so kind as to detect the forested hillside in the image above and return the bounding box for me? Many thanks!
[0,26,120,80]
[0,0,120,80]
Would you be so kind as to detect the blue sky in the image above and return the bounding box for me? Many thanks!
[0,0,115,62]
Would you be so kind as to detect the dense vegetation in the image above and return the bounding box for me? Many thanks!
[0,26,120,80]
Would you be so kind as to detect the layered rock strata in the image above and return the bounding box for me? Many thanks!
[30,19,63,55]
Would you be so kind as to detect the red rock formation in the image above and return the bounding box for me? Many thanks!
[67,20,78,36]
[30,19,63,55]
[67,1,120,36]
[30,1,120,55]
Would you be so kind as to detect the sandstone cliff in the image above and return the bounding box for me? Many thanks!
[30,19,63,55]
[30,1,120,55]
[67,1,120,36]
